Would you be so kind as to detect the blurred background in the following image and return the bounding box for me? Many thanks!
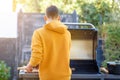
[0,0,120,80]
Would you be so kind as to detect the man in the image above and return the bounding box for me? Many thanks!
[25,5,71,80]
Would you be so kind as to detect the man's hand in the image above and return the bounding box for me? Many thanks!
[25,64,33,73]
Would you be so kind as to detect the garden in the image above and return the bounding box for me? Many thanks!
[0,0,120,80]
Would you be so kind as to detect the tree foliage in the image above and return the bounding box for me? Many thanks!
[14,0,120,26]
[102,23,120,67]
[81,0,111,26]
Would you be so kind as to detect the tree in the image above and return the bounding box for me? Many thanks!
[81,0,112,26]
[14,0,120,25]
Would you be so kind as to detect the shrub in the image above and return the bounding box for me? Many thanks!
[0,61,11,80]
[102,23,120,67]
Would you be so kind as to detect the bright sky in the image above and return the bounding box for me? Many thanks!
[0,0,12,13]
[0,0,17,38]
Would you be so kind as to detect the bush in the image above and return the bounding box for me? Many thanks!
[81,1,111,26]
[0,61,11,80]
[102,23,120,67]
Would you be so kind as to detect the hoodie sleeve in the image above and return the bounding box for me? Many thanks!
[29,30,43,67]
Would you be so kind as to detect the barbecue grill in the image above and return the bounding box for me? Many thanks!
[65,23,99,74]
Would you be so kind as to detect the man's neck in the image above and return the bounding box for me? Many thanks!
[46,18,58,24]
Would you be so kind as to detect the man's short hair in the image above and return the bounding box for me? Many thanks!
[46,5,59,19]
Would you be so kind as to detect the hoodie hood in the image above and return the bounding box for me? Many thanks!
[44,20,68,34]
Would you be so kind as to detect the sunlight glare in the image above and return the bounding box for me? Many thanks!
[0,0,17,38]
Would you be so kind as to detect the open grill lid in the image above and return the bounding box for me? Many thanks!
[64,23,99,74]
[64,23,98,60]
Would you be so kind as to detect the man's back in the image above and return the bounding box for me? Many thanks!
[26,5,71,80]
[31,20,71,80]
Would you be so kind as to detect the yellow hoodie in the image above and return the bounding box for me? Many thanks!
[29,20,71,80]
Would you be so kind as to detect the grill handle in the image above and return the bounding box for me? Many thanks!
[63,23,95,29]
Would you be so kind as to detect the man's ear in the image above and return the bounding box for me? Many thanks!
[57,15,61,21]
[44,16,47,21]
